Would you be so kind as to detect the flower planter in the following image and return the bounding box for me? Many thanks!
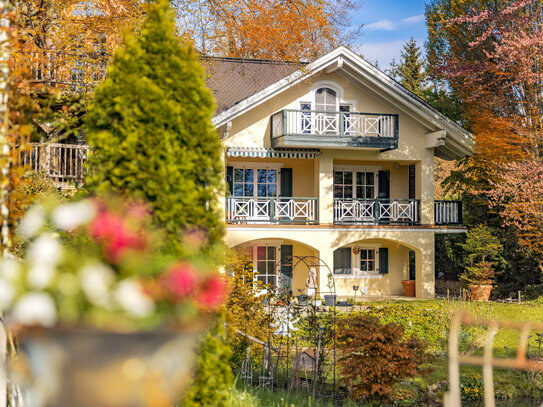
[8,326,205,407]
[401,280,416,297]
[469,284,492,301]
[297,294,308,306]
[324,295,336,306]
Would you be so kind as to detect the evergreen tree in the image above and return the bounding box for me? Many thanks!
[182,318,233,407]
[84,0,224,256]
[391,38,427,97]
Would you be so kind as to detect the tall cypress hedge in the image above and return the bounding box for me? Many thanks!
[85,0,223,256]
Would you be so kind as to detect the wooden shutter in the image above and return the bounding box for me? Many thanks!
[280,244,293,274]
[280,168,293,197]
[333,248,352,274]
[226,166,233,196]
[408,165,415,200]
[379,248,389,274]
[378,170,390,199]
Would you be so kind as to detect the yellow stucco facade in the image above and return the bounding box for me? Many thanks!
[217,49,471,299]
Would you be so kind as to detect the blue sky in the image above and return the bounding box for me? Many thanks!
[350,0,428,68]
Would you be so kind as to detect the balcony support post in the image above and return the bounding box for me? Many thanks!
[318,154,334,224]
[418,157,435,225]
[415,238,435,299]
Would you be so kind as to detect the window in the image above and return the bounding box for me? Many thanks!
[360,249,377,273]
[315,88,337,111]
[255,246,278,288]
[334,170,376,199]
[232,168,278,197]
[334,247,352,275]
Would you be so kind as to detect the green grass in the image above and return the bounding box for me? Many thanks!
[231,299,543,406]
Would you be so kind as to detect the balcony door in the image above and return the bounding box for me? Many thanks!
[334,170,377,222]
[315,87,338,135]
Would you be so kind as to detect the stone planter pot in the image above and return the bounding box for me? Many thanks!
[297,295,308,306]
[469,284,493,301]
[401,280,416,297]
[324,295,337,306]
[8,325,205,407]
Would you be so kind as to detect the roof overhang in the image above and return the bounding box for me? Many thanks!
[212,47,474,160]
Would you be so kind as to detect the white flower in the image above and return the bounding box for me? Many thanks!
[11,292,57,327]
[115,279,155,317]
[0,258,21,282]
[18,205,45,238]
[27,234,63,267]
[52,201,96,231]
[80,263,114,307]
[26,263,56,290]
[0,277,14,310]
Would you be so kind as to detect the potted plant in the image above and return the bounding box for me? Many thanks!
[401,280,416,297]
[3,196,228,406]
[324,272,336,306]
[458,225,503,301]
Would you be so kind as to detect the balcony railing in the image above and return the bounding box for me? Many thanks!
[226,197,318,224]
[17,143,90,186]
[271,109,399,149]
[435,200,462,225]
[334,198,420,224]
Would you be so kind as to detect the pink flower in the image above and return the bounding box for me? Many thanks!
[90,211,147,263]
[197,274,228,310]
[163,263,198,300]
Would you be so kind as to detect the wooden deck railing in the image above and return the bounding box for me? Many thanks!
[16,143,90,186]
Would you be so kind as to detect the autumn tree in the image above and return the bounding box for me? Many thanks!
[173,0,362,61]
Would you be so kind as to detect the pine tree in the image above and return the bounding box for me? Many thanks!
[84,0,224,256]
[392,38,427,97]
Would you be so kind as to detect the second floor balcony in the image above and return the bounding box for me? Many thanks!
[270,109,399,150]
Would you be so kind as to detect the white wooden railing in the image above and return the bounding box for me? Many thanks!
[226,197,318,223]
[334,199,420,224]
[17,143,90,185]
[435,200,462,225]
[272,109,399,138]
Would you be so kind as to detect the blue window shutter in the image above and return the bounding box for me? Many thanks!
[281,168,293,197]
[379,248,389,274]
[226,166,233,196]
[334,247,352,274]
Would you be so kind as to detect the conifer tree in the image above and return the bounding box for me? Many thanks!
[181,318,233,407]
[391,38,427,97]
[84,0,224,256]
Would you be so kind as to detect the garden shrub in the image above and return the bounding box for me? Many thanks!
[85,0,224,259]
[182,317,233,407]
[337,314,426,402]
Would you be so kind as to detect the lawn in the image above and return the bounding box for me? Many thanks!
[231,299,543,406]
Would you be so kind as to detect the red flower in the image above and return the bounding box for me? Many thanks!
[198,274,228,310]
[90,210,148,263]
[163,263,198,300]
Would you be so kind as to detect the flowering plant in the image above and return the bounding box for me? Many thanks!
[0,196,228,329]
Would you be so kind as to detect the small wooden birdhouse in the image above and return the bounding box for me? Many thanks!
[292,348,316,372]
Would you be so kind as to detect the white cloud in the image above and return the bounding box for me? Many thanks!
[402,14,425,25]
[355,39,410,69]
[365,19,397,31]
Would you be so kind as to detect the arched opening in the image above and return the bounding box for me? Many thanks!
[332,238,424,298]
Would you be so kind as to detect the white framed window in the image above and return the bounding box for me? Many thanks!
[359,248,377,273]
[334,245,382,278]
[333,169,377,199]
[231,163,282,198]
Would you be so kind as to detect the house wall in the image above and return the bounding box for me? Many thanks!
[223,70,439,299]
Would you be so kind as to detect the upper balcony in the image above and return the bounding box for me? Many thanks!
[270,109,399,150]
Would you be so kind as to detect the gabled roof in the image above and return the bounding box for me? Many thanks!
[204,57,303,114]
[211,47,474,160]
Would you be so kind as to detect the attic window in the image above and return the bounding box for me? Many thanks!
[72,1,104,17]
